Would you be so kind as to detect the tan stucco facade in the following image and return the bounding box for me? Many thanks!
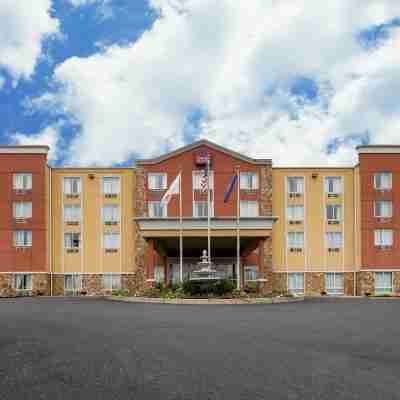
[272,168,358,273]
[51,168,136,276]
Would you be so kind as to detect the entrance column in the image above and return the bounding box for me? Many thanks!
[146,239,156,286]
[257,236,273,295]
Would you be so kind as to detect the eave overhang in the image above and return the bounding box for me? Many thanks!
[135,216,278,234]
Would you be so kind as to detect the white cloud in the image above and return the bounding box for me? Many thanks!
[11,125,61,161]
[0,0,59,82]
[35,0,400,165]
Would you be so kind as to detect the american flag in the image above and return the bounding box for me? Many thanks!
[200,170,208,193]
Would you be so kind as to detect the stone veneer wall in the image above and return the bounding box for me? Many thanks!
[344,272,355,296]
[258,238,273,295]
[305,272,325,296]
[134,166,147,291]
[357,271,375,296]
[272,273,287,295]
[393,272,400,296]
[259,165,273,216]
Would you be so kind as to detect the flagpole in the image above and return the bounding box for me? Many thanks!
[236,166,240,290]
[207,158,211,264]
[179,171,183,283]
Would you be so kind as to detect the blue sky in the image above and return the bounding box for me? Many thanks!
[1,1,400,166]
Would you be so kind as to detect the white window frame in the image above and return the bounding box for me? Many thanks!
[287,232,304,249]
[374,229,393,247]
[102,205,120,223]
[64,204,81,223]
[286,205,304,222]
[374,201,393,218]
[375,272,392,295]
[287,177,304,194]
[240,172,258,190]
[13,202,32,219]
[326,204,342,222]
[14,230,32,247]
[103,176,120,196]
[64,274,82,291]
[13,173,32,191]
[325,177,342,195]
[102,274,121,290]
[325,232,343,249]
[64,232,81,249]
[244,266,258,282]
[148,201,167,218]
[374,172,392,191]
[14,274,32,290]
[325,273,344,296]
[193,201,214,218]
[240,201,259,217]
[148,173,167,191]
[288,273,304,294]
[64,177,81,195]
[104,233,120,250]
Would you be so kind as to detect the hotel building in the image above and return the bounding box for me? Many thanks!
[0,141,399,297]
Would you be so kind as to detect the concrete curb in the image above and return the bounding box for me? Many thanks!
[106,296,305,305]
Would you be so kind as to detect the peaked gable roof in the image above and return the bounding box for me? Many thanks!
[136,139,271,166]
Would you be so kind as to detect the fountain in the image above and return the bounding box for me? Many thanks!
[190,250,225,281]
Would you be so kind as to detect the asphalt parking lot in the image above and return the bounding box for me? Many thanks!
[1,297,400,400]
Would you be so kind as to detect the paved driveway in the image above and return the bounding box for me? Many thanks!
[1,298,400,399]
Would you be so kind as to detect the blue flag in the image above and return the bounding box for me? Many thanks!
[224,175,238,203]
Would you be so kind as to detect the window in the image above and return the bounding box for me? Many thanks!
[103,205,120,223]
[14,231,32,247]
[240,172,258,190]
[240,201,259,217]
[374,229,393,247]
[374,201,392,218]
[14,274,32,290]
[287,232,304,248]
[64,233,81,249]
[193,170,214,190]
[103,177,120,195]
[148,173,167,190]
[104,233,120,250]
[326,204,341,222]
[193,201,213,217]
[64,274,82,291]
[13,202,32,219]
[244,266,257,282]
[326,232,343,249]
[288,273,304,294]
[13,173,32,190]
[375,272,392,295]
[325,177,342,195]
[102,274,121,290]
[286,205,304,221]
[325,273,344,295]
[287,177,304,194]
[64,205,81,223]
[374,172,392,190]
[148,201,167,218]
[154,266,165,283]
[64,177,81,195]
